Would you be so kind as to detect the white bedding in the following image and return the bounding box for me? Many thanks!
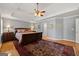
[15,32,35,43]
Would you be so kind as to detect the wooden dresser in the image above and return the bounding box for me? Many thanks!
[1,32,15,43]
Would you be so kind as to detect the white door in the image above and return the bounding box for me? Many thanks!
[76,18,79,43]
[43,23,47,36]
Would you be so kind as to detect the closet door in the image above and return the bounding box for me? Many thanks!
[64,17,75,42]
[47,20,56,38]
[76,18,79,43]
[42,23,47,36]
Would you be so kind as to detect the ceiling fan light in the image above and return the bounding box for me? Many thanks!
[35,12,37,16]
[34,3,45,17]
[41,13,44,15]
[38,12,41,16]
[35,12,44,16]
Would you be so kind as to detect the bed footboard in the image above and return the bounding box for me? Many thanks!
[20,32,42,46]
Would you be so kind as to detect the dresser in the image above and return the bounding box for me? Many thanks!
[1,32,15,43]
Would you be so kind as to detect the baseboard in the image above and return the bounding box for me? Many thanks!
[48,37,76,43]
[48,37,64,40]
[63,39,76,42]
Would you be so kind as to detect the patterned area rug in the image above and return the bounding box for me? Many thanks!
[13,40,75,56]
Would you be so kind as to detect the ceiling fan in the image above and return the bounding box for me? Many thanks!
[34,3,45,16]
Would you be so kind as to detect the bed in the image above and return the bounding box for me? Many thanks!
[14,28,75,56]
[15,28,42,45]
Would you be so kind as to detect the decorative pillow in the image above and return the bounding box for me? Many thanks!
[17,29,25,33]
[17,30,21,33]
[21,29,25,32]
[27,30,32,32]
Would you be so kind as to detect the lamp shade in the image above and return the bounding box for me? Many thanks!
[6,25,10,28]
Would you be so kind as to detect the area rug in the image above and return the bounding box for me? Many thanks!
[13,40,75,56]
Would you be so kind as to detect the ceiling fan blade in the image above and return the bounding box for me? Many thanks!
[41,11,45,13]
[40,14,44,16]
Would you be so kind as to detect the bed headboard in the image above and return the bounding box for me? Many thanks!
[15,28,31,33]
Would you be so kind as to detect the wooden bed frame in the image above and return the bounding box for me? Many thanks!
[20,32,42,46]
[15,28,42,46]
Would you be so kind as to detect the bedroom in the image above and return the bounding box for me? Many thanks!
[0,3,79,56]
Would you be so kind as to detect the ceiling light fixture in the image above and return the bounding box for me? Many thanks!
[34,3,45,17]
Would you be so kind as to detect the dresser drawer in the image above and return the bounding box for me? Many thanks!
[1,32,15,43]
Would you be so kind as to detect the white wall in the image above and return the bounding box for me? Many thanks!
[0,17,31,43]
[0,16,3,44]
[37,17,64,39]
[37,16,77,42]
[3,18,31,32]
[0,17,1,42]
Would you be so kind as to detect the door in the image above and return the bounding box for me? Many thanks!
[76,18,79,43]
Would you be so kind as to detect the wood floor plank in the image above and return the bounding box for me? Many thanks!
[0,41,19,56]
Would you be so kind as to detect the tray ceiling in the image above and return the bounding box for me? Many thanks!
[0,3,79,23]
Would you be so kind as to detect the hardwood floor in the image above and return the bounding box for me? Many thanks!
[0,41,19,56]
[0,39,79,56]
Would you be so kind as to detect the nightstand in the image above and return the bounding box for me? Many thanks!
[1,32,15,43]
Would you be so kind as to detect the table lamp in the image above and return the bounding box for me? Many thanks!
[6,25,10,32]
